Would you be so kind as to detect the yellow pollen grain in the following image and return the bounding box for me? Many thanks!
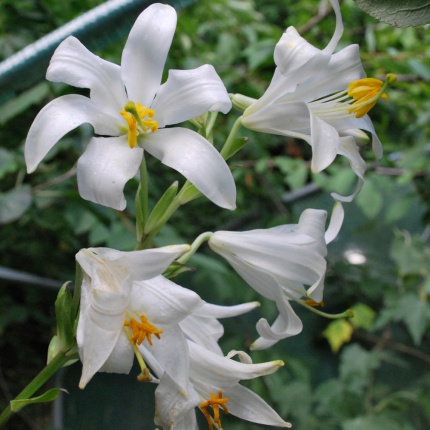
[200,391,229,430]
[347,77,388,118]
[124,315,163,346]
[120,101,159,148]
[304,299,325,307]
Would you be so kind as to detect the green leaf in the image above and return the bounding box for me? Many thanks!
[0,148,18,180]
[0,185,32,224]
[322,319,353,353]
[356,176,383,219]
[10,388,67,412]
[354,0,430,27]
[350,303,377,330]
[144,181,178,235]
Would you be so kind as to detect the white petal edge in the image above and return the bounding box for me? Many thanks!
[121,3,177,106]
[25,95,121,173]
[142,127,236,210]
[46,36,127,116]
[77,135,143,210]
[325,202,344,246]
[152,65,232,127]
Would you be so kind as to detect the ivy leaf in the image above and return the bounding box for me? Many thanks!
[322,319,353,353]
[0,185,32,224]
[354,0,430,27]
[350,303,376,330]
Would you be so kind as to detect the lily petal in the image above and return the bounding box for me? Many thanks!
[142,128,236,210]
[91,245,189,281]
[324,0,344,55]
[193,301,260,318]
[274,26,321,76]
[189,341,283,388]
[223,384,292,428]
[332,136,366,202]
[131,276,203,325]
[152,65,232,127]
[121,3,177,106]
[252,297,303,349]
[25,95,120,173]
[309,110,340,173]
[46,36,127,116]
[325,202,344,244]
[77,136,143,210]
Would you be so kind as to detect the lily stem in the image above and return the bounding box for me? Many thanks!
[177,231,213,265]
[0,351,73,427]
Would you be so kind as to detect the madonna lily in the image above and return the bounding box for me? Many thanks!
[75,244,204,389]
[233,0,392,202]
[25,3,235,210]
[208,203,344,349]
[158,341,291,430]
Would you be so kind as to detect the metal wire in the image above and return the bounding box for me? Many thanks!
[0,0,196,103]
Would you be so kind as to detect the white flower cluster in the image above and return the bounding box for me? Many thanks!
[23,0,389,428]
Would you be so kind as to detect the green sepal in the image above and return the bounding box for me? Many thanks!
[223,136,249,160]
[163,262,196,279]
[48,282,75,362]
[10,388,68,412]
[144,181,178,234]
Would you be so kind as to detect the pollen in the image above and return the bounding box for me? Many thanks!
[120,101,159,148]
[347,74,396,118]
[304,299,325,307]
[199,391,229,430]
[124,315,163,346]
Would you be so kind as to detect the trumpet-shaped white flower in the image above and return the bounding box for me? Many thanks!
[235,0,391,202]
[75,245,204,389]
[155,341,290,430]
[25,3,235,210]
[208,204,344,349]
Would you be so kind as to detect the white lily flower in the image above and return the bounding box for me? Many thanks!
[235,0,392,202]
[208,203,344,349]
[25,3,235,210]
[165,341,291,430]
[75,244,204,389]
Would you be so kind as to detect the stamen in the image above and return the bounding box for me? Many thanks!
[199,391,229,430]
[311,74,396,120]
[304,299,325,307]
[347,74,396,118]
[120,101,159,148]
[124,315,163,346]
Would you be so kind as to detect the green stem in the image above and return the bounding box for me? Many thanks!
[177,231,213,265]
[0,351,73,427]
[139,157,148,226]
[284,291,354,319]
[220,116,243,160]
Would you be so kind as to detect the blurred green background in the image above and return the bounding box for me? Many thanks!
[1,0,430,428]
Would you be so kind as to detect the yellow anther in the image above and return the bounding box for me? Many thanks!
[124,315,163,346]
[347,74,396,118]
[199,391,229,430]
[120,101,158,148]
[304,299,325,307]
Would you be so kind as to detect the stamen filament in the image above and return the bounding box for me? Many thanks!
[200,391,229,430]
[121,101,159,148]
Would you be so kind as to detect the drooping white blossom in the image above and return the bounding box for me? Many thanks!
[209,204,344,349]
[25,3,235,210]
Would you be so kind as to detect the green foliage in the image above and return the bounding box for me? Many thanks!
[1,0,430,428]
[354,0,430,27]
